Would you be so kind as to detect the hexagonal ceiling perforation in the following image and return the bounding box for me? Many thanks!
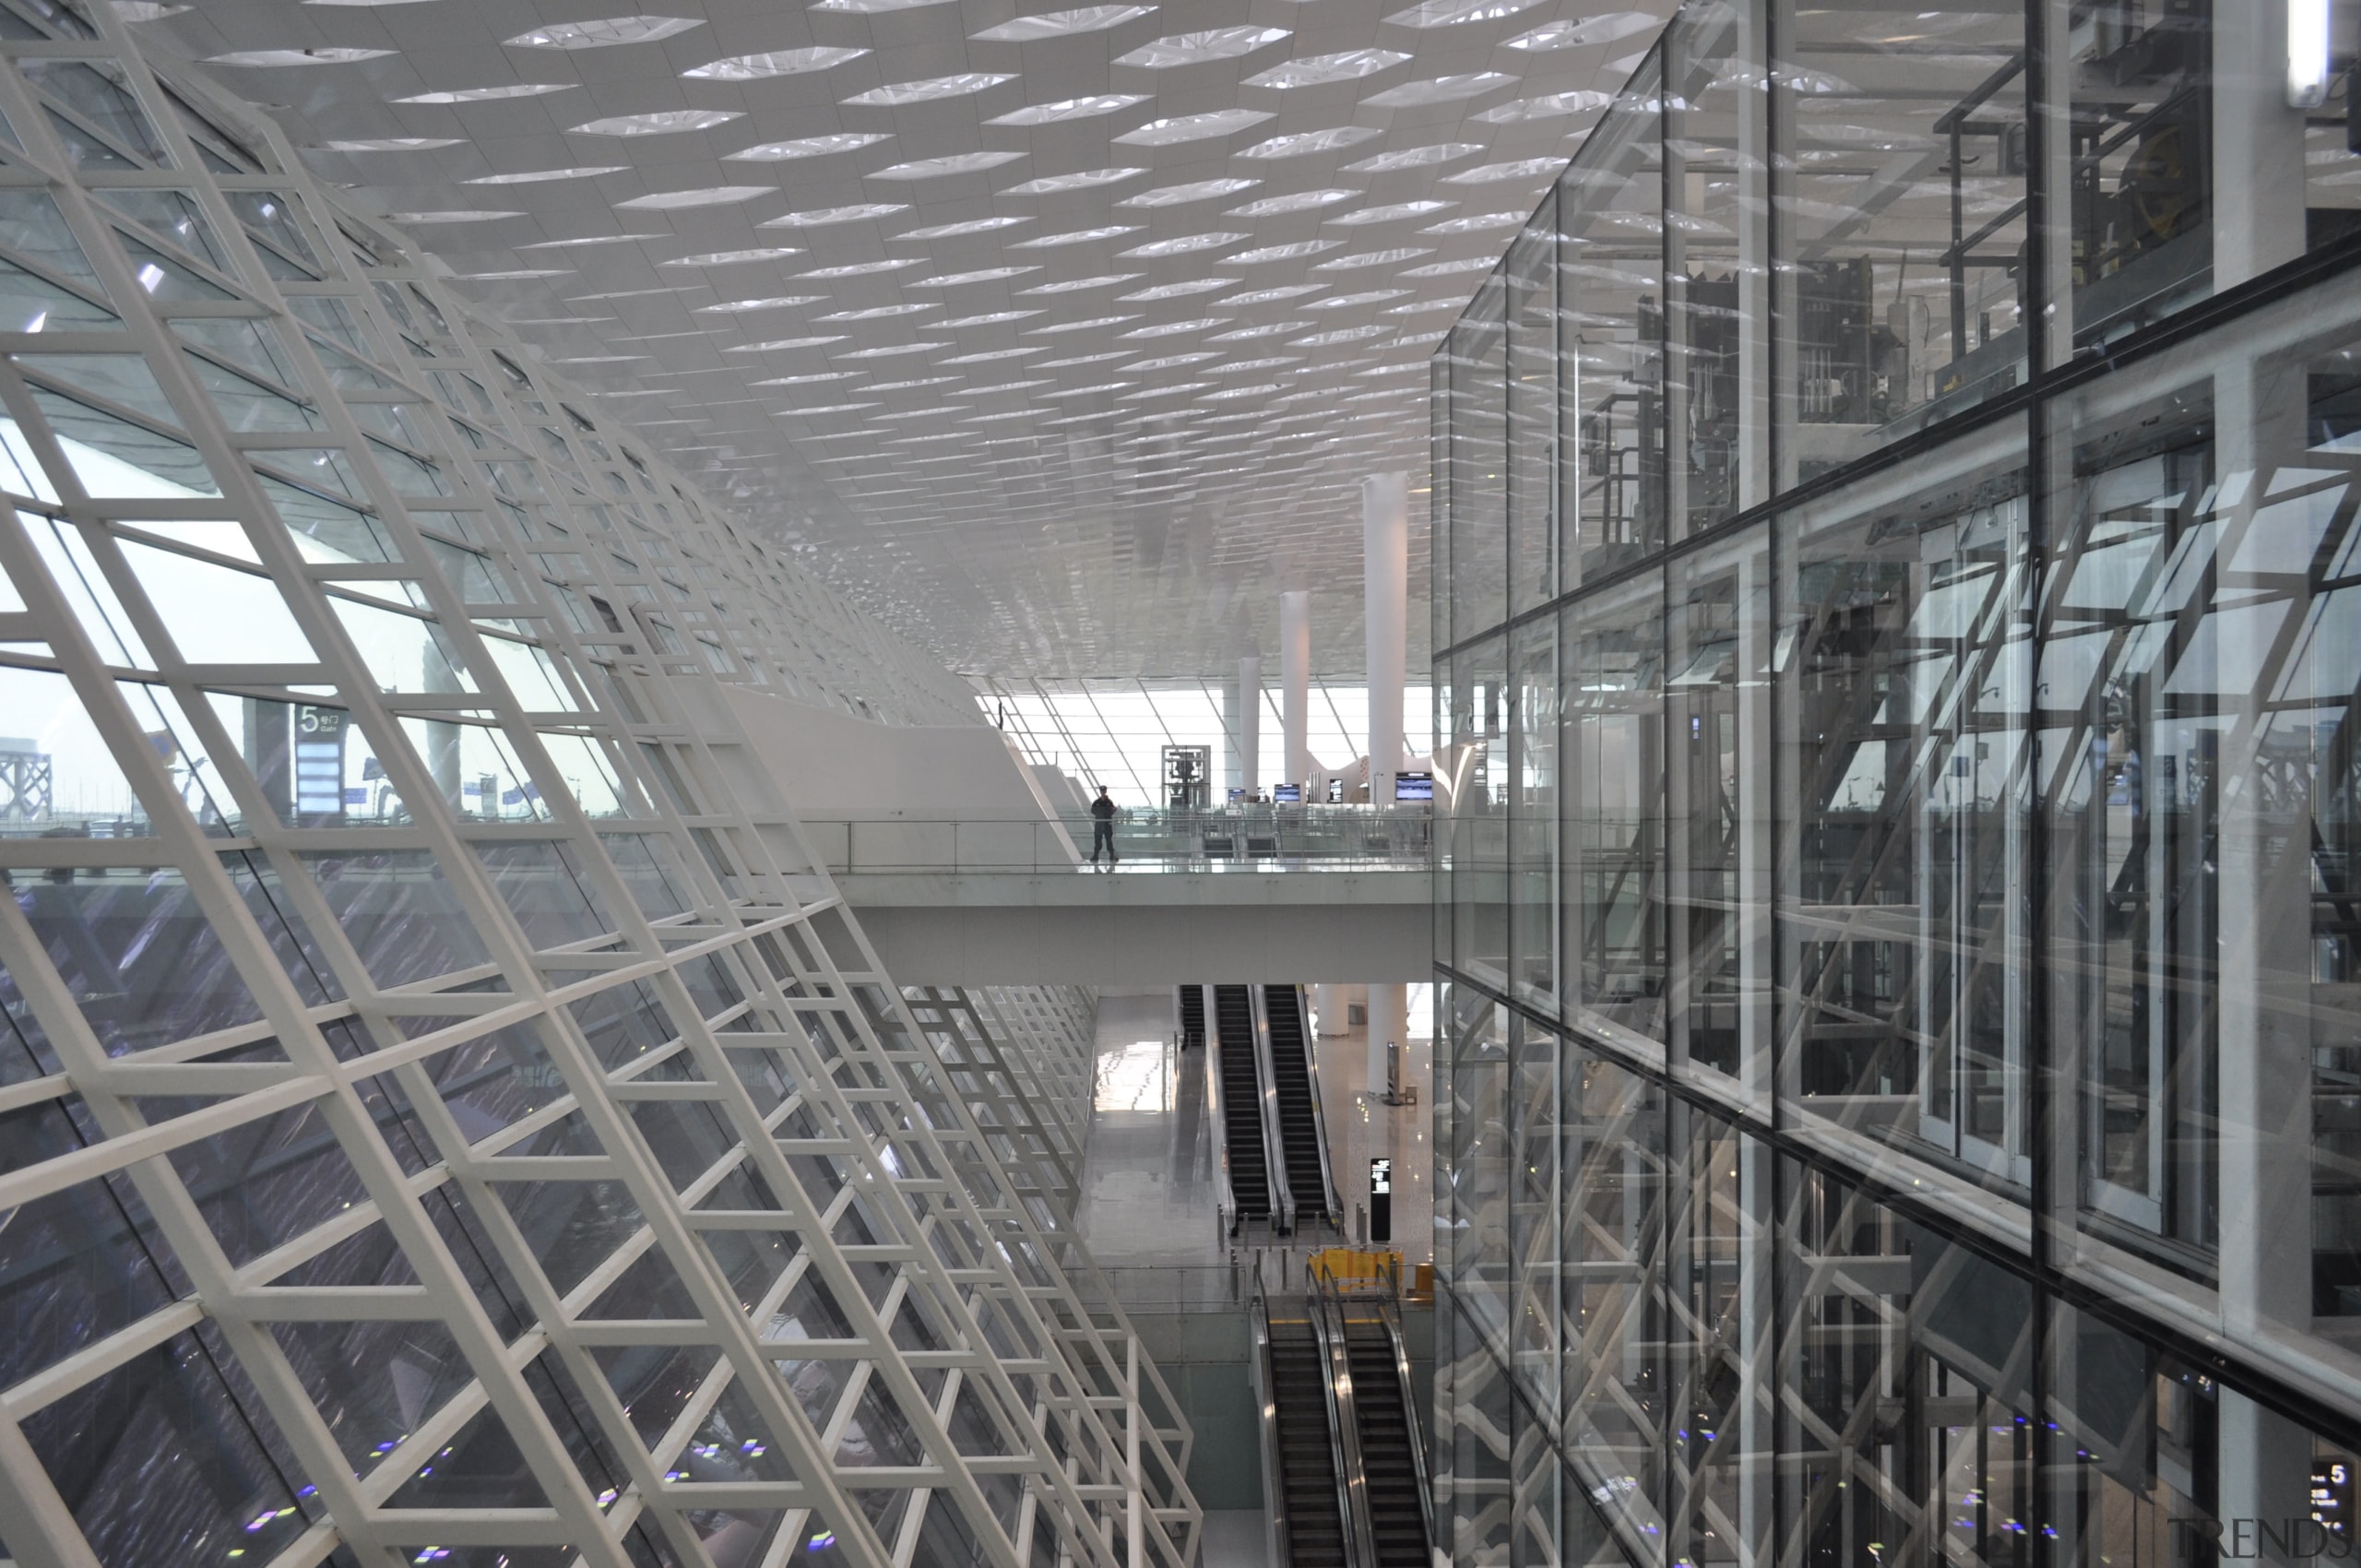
[140,0,1670,676]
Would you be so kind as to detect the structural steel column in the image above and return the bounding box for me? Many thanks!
[1363,472,1409,805]
[1281,589,1311,789]
[1237,655,1263,798]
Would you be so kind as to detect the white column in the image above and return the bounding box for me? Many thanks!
[1236,655,1262,798]
[1367,982,1407,1098]
[1363,472,1409,805]
[2213,0,2307,289]
[1280,590,1311,788]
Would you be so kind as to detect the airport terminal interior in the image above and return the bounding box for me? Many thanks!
[0,0,2358,1564]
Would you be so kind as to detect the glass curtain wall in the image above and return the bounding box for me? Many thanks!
[1435,0,2361,1562]
[0,6,1204,1568]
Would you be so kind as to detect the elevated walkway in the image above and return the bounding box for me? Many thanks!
[798,809,1431,985]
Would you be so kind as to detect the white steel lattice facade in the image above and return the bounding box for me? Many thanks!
[0,6,1201,1567]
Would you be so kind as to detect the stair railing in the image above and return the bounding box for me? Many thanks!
[1244,985,1297,1235]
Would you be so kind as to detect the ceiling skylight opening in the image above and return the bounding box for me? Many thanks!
[1242,50,1409,89]
[1119,278,1234,300]
[1021,274,1142,294]
[1114,25,1288,66]
[973,6,1154,41]
[526,234,669,249]
[686,47,869,80]
[913,267,1041,286]
[844,74,1015,106]
[1113,109,1272,146]
[1442,157,1565,184]
[1010,226,1141,248]
[695,296,825,312]
[1332,200,1453,226]
[1383,0,1541,25]
[395,82,575,102]
[1238,125,1382,160]
[1026,317,1137,336]
[1120,317,1228,339]
[1474,90,1610,123]
[387,209,522,222]
[724,337,848,352]
[942,346,1045,362]
[661,246,804,265]
[799,258,924,278]
[752,372,856,384]
[1227,189,1352,217]
[210,46,390,65]
[1314,248,1432,270]
[1402,255,1501,276]
[1228,239,1343,264]
[817,303,938,321]
[619,185,773,208]
[464,166,627,184]
[1005,168,1146,194]
[1364,72,1513,107]
[760,204,910,227]
[728,135,890,164]
[838,342,951,359]
[1207,320,1311,340]
[988,94,1149,125]
[1120,178,1259,208]
[813,0,955,12]
[1221,284,1321,303]
[1306,290,1410,309]
[1121,232,1244,256]
[1421,211,1525,233]
[900,216,1029,239]
[571,109,742,135]
[870,151,1028,178]
[1125,351,1220,369]
[506,16,703,48]
[321,137,462,150]
[1502,11,1659,49]
[1343,143,1479,172]
[936,311,1042,327]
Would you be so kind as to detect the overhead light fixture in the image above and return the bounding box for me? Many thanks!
[2290,0,2333,106]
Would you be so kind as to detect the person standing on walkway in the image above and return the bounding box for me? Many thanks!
[1089,786,1118,867]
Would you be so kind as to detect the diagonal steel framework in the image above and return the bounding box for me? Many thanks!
[0,6,1200,1566]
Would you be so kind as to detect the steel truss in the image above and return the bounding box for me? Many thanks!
[0,7,1199,1567]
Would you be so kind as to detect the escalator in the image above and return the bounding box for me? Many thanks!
[1261,983,1336,1229]
[1254,1279,1434,1568]
[1342,1309,1430,1568]
[1255,1298,1350,1568]
[1210,984,1275,1229]
[1177,985,1204,1051]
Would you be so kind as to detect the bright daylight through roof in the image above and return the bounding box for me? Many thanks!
[2,1,2361,1567]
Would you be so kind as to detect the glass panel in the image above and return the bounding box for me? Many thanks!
[1508,616,1558,1007]
[1560,52,1665,580]
[1563,570,1666,1047]
[1507,208,1558,616]
[1452,285,1509,643]
[1448,635,1509,987]
[1773,0,2028,474]
[1668,529,1773,1111]
[1776,431,2032,1197]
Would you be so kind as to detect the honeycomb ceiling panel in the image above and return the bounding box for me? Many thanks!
[141,0,1672,676]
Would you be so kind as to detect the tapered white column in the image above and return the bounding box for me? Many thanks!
[1280,590,1311,788]
[1367,983,1407,1098]
[1236,655,1262,798]
[1363,472,1408,805]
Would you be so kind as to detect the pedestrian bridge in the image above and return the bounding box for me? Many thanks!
[799,810,1431,986]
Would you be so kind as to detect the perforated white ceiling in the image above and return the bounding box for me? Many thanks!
[140,0,1668,676]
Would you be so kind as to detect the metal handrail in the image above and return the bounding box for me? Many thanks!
[1377,1291,1439,1558]
[1246,985,1296,1236]
[1311,1270,1381,1568]
[802,805,1435,875]
[1248,1261,1296,1568]
[1201,987,1247,1238]
[1287,982,1347,1227]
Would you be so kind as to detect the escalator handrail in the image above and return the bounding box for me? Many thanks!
[1376,1293,1438,1556]
[1248,1263,1298,1568]
[1244,985,1297,1234]
[1283,982,1346,1225]
[1311,1272,1380,1568]
[1201,986,1246,1230]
